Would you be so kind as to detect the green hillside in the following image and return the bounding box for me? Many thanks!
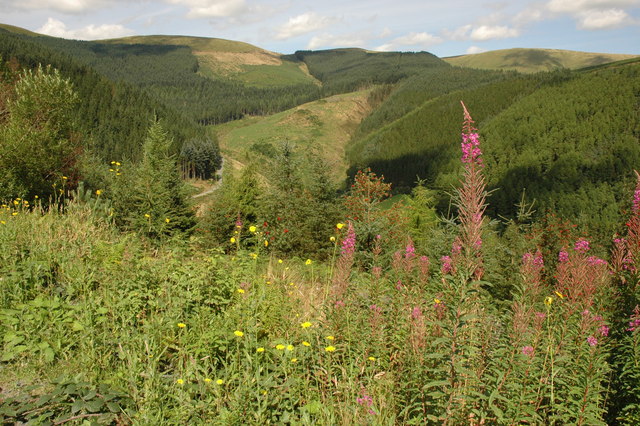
[215,89,373,183]
[443,48,638,73]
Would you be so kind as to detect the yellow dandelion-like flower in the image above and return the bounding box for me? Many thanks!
[434,298,442,304]
[330,236,336,242]
[249,225,257,233]
[116,172,121,176]
[13,200,19,205]
[256,347,265,353]
[264,240,269,247]
[216,379,224,385]
[250,253,258,259]
[176,379,184,385]
[177,323,186,328]
[336,223,345,229]
[326,335,335,341]
[165,218,170,223]
[109,168,114,172]
[204,378,212,383]
[230,237,236,243]
[34,195,38,199]
[110,161,116,165]
[278,259,283,264]
[544,296,553,306]
[144,214,150,218]
[301,321,312,328]
[62,176,68,180]
[12,212,18,216]
[234,330,244,337]
[302,341,311,347]
[305,259,312,265]
[291,358,298,363]
[1,221,6,225]
[276,344,285,350]
[325,346,336,352]
[554,291,564,299]
[115,162,121,166]
[237,288,245,294]
[266,281,271,285]
[286,344,294,351]
[368,356,376,361]
[96,189,102,195]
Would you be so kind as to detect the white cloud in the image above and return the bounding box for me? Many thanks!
[307,33,367,50]
[6,0,107,14]
[37,17,135,39]
[546,0,639,14]
[375,31,442,51]
[577,8,633,28]
[466,45,487,54]
[167,0,246,19]
[275,12,335,40]
[470,25,520,40]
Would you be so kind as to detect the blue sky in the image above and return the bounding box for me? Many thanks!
[2,0,639,57]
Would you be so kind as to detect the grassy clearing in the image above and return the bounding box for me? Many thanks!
[214,89,373,183]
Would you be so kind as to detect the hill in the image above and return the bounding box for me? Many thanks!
[105,35,319,88]
[443,48,638,73]
[215,89,373,183]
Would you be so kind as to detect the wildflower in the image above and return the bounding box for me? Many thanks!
[0,221,5,225]
[558,250,569,262]
[250,253,258,259]
[144,214,150,218]
[330,236,336,242]
[336,223,345,229]
[440,256,453,274]
[368,356,376,361]
[325,346,336,352]
[234,330,244,337]
[237,289,245,294]
[291,358,298,363]
[544,296,553,306]
[96,189,102,195]
[286,344,295,351]
[176,379,184,385]
[62,176,68,180]
[599,325,609,337]
[411,306,422,320]
[230,237,236,243]
[302,341,311,347]
[204,378,212,383]
[574,239,590,253]
[554,291,564,299]
[305,259,312,265]
[335,300,345,308]
[249,225,257,233]
[587,336,598,347]
[12,212,17,216]
[278,259,283,264]
[264,240,269,247]
[275,344,285,350]
[216,379,224,385]
[177,323,186,328]
[434,298,442,305]
[301,321,312,328]
[326,335,335,341]
[522,346,534,357]
[256,347,265,353]
[165,218,170,223]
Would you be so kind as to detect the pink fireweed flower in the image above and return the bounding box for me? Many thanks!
[587,256,607,266]
[461,132,482,164]
[574,238,590,253]
[341,222,356,256]
[405,241,416,259]
[522,346,534,357]
[558,250,569,262]
[411,306,422,320]
[587,336,598,347]
[634,188,640,213]
[441,256,453,274]
[599,325,609,337]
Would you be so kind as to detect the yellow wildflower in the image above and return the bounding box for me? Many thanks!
[230,237,236,243]
[234,330,244,337]
[336,223,344,229]
[144,214,150,218]
[62,176,68,180]
[249,225,257,233]
[165,218,170,223]
[305,259,312,265]
[544,296,553,306]
[301,321,312,328]
[216,379,224,385]
[204,378,212,383]
[275,344,285,350]
[250,253,258,259]
[264,240,269,247]
[237,288,245,294]
[325,346,336,352]
[368,356,376,361]
[291,358,298,363]
[434,298,442,304]
[326,335,335,341]
[278,259,283,264]
[256,347,265,353]
[302,341,311,347]
[96,189,102,195]
[286,344,294,351]
[177,323,186,328]
[176,379,184,385]
[330,236,336,242]
[554,291,564,299]
[1,221,6,225]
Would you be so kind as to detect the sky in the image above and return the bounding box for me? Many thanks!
[1,0,639,57]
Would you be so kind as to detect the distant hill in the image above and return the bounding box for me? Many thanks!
[105,35,319,88]
[443,48,638,73]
